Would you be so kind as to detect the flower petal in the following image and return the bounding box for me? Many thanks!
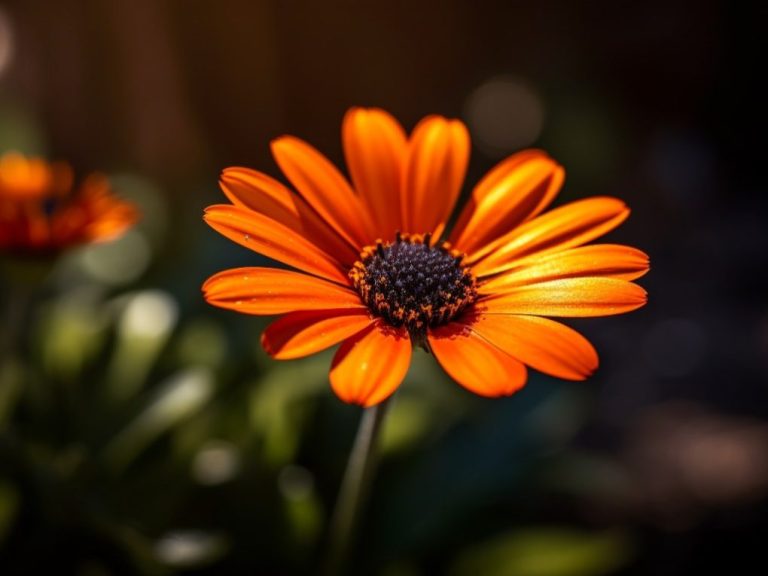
[480,244,650,293]
[203,267,364,315]
[330,320,411,407]
[220,167,359,264]
[261,308,374,360]
[450,150,564,254]
[470,197,630,277]
[50,175,139,245]
[220,167,299,225]
[428,323,527,397]
[343,107,407,236]
[271,136,374,248]
[467,312,598,380]
[402,116,469,235]
[204,204,349,284]
[481,277,647,317]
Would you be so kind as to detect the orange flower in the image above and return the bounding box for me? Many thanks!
[203,108,648,406]
[0,152,138,256]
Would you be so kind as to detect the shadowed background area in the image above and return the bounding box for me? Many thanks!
[1,0,766,574]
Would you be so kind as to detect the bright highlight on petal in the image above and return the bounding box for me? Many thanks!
[481,277,647,317]
[480,244,650,292]
[330,321,411,407]
[450,150,563,254]
[402,116,469,235]
[470,196,630,276]
[202,107,649,406]
[343,107,407,235]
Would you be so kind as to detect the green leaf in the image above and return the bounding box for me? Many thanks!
[451,527,633,576]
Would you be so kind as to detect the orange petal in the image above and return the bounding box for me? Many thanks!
[467,312,598,380]
[402,116,469,234]
[470,197,630,276]
[204,204,349,284]
[78,205,138,243]
[220,168,299,225]
[428,322,527,397]
[0,153,72,199]
[450,150,564,254]
[329,320,411,407]
[261,308,374,359]
[343,107,407,236]
[220,167,359,265]
[480,244,650,292]
[271,136,374,248]
[481,277,647,317]
[52,174,138,245]
[203,267,364,315]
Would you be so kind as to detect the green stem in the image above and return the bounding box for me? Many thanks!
[324,398,391,575]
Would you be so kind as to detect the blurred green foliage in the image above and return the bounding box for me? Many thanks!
[0,235,632,574]
[451,528,632,576]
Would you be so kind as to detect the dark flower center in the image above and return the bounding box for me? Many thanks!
[350,232,477,339]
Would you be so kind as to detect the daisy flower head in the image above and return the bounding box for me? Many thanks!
[0,152,138,257]
[203,108,648,407]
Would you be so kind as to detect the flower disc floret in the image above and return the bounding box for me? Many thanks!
[350,232,477,338]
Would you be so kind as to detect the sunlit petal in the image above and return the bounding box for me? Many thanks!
[343,107,407,236]
[262,308,374,359]
[428,322,527,397]
[220,167,359,264]
[471,197,630,276]
[481,277,647,317]
[467,312,598,380]
[330,320,411,407]
[204,204,349,284]
[480,244,650,292]
[402,116,469,234]
[203,267,364,315]
[272,136,375,248]
[450,150,563,254]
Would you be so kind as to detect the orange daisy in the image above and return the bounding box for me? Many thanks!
[0,152,138,256]
[203,108,648,407]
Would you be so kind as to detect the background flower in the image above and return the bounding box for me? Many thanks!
[0,152,138,256]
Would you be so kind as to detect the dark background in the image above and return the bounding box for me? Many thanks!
[1,1,767,574]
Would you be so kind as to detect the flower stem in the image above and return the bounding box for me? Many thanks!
[324,398,390,575]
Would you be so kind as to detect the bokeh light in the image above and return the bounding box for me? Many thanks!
[77,229,152,286]
[278,465,315,502]
[626,403,768,528]
[154,531,228,568]
[0,8,14,79]
[464,76,545,157]
[119,289,178,340]
[192,440,241,486]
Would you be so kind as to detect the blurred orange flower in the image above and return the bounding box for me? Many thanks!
[203,108,649,406]
[0,152,138,256]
